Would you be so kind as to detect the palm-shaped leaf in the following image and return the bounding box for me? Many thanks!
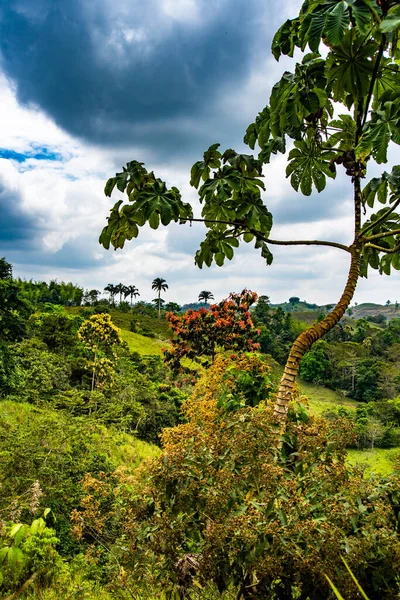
[286,141,336,195]
[190,144,222,189]
[326,29,375,105]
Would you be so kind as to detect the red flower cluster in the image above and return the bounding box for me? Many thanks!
[163,289,260,372]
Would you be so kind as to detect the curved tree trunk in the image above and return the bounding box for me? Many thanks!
[273,243,362,420]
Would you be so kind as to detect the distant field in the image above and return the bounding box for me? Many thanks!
[298,380,358,415]
[297,381,400,476]
[347,448,399,476]
[120,329,164,355]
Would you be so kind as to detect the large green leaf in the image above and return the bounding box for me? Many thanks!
[244,107,270,150]
[286,140,336,195]
[326,29,376,105]
[104,161,147,197]
[325,2,349,46]
[271,18,300,60]
[190,144,222,189]
[360,95,400,163]
[258,137,286,164]
[222,150,262,177]
[327,114,357,151]
[379,4,400,34]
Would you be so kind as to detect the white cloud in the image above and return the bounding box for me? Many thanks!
[1,21,399,307]
[161,0,200,23]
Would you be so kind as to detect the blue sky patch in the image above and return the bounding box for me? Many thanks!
[0,147,60,162]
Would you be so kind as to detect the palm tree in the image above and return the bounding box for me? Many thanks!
[114,283,128,305]
[198,290,214,306]
[124,285,140,306]
[104,283,117,306]
[151,278,168,319]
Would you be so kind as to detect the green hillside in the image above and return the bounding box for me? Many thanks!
[298,380,357,416]
[120,328,164,355]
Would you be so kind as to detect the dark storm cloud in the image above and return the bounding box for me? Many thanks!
[0,179,40,249]
[0,0,265,157]
[6,238,112,271]
[0,175,113,270]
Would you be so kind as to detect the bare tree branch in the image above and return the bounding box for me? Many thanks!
[178,218,351,253]
[248,230,351,253]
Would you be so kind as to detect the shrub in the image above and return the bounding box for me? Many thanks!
[0,511,62,595]
[93,362,400,599]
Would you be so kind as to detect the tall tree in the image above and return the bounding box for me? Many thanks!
[198,290,215,305]
[124,284,140,305]
[78,314,121,391]
[0,257,12,280]
[100,1,400,424]
[113,283,127,305]
[151,278,168,319]
[104,283,117,306]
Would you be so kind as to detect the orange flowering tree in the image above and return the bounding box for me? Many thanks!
[163,289,260,372]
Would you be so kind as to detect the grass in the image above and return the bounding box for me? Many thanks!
[298,380,358,416]
[0,400,160,470]
[294,381,400,476]
[347,447,400,476]
[120,329,164,355]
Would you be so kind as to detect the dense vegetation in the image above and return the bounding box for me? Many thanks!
[1,253,400,598]
[3,0,400,596]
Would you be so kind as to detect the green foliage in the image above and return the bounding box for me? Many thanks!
[100,161,193,249]
[0,279,31,342]
[105,373,400,599]
[0,257,12,280]
[254,307,306,364]
[11,338,71,402]
[299,340,333,384]
[0,511,61,595]
[33,311,83,353]
[0,341,16,397]
[16,278,84,307]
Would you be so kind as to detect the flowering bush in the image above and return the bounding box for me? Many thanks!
[164,289,260,372]
[78,314,122,390]
[71,357,400,598]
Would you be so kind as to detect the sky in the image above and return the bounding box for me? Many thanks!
[0,0,399,306]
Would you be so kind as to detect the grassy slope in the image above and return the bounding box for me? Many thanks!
[346,448,399,477]
[298,380,357,416]
[297,380,399,475]
[66,306,169,355]
[0,400,160,470]
[120,329,164,355]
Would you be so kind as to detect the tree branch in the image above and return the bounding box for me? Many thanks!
[180,217,244,227]
[360,198,400,236]
[249,230,351,253]
[361,34,385,128]
[178,217,351,253]
[365,228,400,242]
[364,242,400,254]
